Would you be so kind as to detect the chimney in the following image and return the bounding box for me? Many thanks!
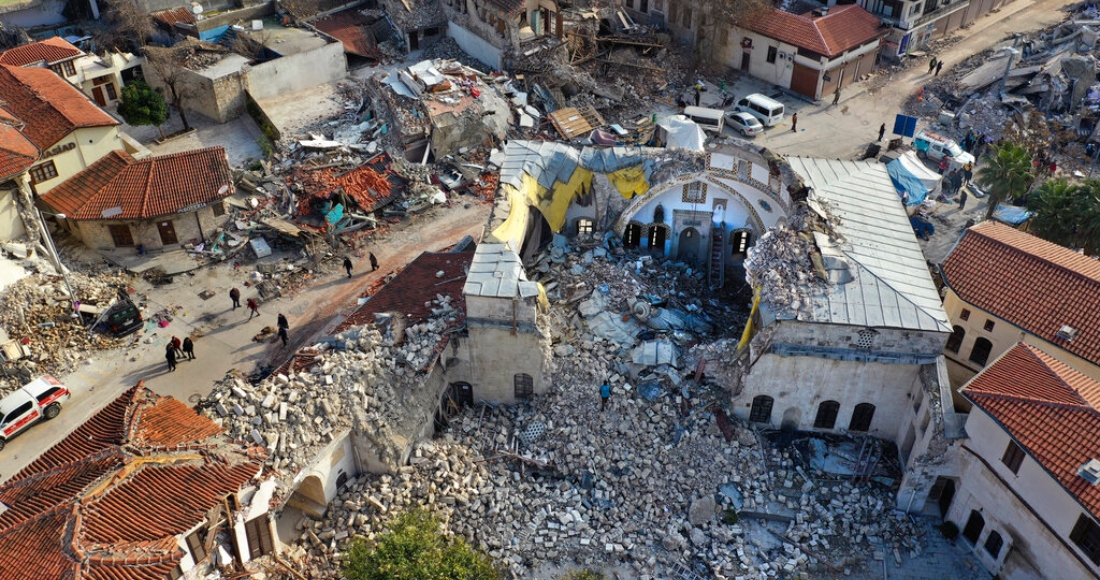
[1079,459,1100,486]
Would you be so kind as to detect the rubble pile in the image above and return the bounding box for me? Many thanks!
[0,271,139,395]
[201,296,461,473]
[744,216,820,318]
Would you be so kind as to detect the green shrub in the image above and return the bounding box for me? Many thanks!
[562,569,607,580]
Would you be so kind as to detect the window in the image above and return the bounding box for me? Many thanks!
[34,387,62,402]
[2,401,33,425]
[1001,440,1025,474]
[1071,514,1100,565]
[61,60,75,76]
[962,510,985,545]
[766,46,778,63]
[813,401,840,429]
[857,329,877,349]
[730,230,752,254]
[945,325,965,353]
[212,201,226,217]
[623,223,642,248]
[969,338,993,366]
[185,530,207,563]
[749,395,773,423]
[108,224,135,247]
[647,225,668,252]
[682,182,706,203]
[848,403,875,432]
[514,373,534,399]
[576,218,594,236]
[29,161,58,184]
[93,76,109,85]
[105,83,117,101]
[984,531,1003,558]
[983,319,995,332]
[960,308,971,321]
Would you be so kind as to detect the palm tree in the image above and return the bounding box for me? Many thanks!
[976,143,1034,220]
[1027,179,1080,247]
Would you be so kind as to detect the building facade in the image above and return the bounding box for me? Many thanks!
[0,37,144,108]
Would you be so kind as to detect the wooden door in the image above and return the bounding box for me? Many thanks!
[740,52,750,71]
[92,86,105,106]
[108,224,134,247]
[244,517,274,559]
[157,220,178,245]
[789,62,818,99]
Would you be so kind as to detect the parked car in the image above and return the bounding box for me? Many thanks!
[914,130,975,168]
[0,375,71,451]
[726,112,764,137]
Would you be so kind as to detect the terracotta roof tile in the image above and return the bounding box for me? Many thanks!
[0,383,265,580]
[39,147,235,220]
[0,122,39,181]
[942,221,1100,365]
[151,7,196,27]
[336,251,473,332]
[290,152,405,220]
[963,343,1100,520]
[0,37,84,67]
[0,64,117,149]
[749,5,884,58]
[311,11,381,59]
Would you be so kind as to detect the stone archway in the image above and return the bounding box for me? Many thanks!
[288,474,328,518]
[678,227,701,265]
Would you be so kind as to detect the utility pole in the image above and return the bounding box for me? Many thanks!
[36,209,79,318]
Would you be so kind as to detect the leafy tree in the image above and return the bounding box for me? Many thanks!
[976,142,1034,220]
[143,45,194,132]
[117,81,168,138]
[1028,178,1100,254]
[344,508,501,580]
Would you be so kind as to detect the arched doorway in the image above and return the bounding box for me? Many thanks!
[780,407,801,430]
[678,227,701,265]
[623,222,643,249]
[288,474,328,518]
[647,224,668,256]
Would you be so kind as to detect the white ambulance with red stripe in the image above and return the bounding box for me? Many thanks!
[0,375,70,452]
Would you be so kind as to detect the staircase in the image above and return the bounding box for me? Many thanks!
[708,228,725,288]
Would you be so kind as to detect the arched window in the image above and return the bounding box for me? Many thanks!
[730,229,752,254]
[945,325,965,353]
[984,531,1003,558]
[653,204,665,223]
[963,510,985,545]
[514,373,533,399]
[749,395,773,423]
[849,402,875,432]
[814,401,840,429]
[575,218,594,236]
[969,337,993,366]
[647,224,668,253]
[623,222,643,248]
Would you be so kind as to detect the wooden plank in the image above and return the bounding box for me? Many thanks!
[549,107,595,140]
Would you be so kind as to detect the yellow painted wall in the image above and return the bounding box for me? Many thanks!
[30,125,123,194]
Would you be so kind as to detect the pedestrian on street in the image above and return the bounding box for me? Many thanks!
[343,256,353,278]
[229,287,241,309]
[938,158,948,175]
[165,344,177,372]
[963,164,974,185]
[182,337,195,360]
[247,298,260,320]
[369,253,379,272]
[928,58,937,74]
[833,88,841,106]
[936,62,944,76]
[278,313,289,331]
[600,382,611,411]
[693,88,701,107]
[170,336,183,357]
[790,113,798,132]
[958,187,968,211]
[278,326,289,347]
[878,123,886,142]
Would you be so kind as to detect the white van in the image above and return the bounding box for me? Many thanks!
[734,93,785,127]
[683,106,725,134]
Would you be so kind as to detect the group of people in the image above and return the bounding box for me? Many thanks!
[940,166,974,210]
[164,335,195,372]
[927,57,945,77]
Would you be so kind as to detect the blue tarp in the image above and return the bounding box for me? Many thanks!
[887,157,929,206]
[993,205,1034,225]
[199,25,230,42]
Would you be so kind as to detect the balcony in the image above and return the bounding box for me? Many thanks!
[909,0,970,28]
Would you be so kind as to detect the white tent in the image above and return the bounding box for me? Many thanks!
[656,115,706,152]
[895,151,943,196]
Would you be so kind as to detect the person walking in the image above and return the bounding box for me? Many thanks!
[693,88,701,107]
[277,325,289,347]
[369,253,379,272]
[165,344,177,373]
[938,158,948,175]
[958,187,968,211]
[935,61,944,76]
[790,113,798,132]
[229,287,241,309]
[600,382,611,411]
[247,298,260,320]
[343,256,353,278]
[278,313,289,331]
[182,337,195,360]
[170,336,183,357]
[832,88,841,106]
[878,123,886,142]
[963,163,974,185]
[928,57,937,74]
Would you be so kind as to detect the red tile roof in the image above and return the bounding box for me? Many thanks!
[151,7,196,27]
[311,10,381,59]
[942,221,1100,366]
[0,64,117,149]
[0,37,84,67]
[289,152,405,220]
[963,343,1100,520]
[0,122,39,181]
[749,5,884,58]
[0,383,265,580]
[39,147,235,220]
[336,251,473,332]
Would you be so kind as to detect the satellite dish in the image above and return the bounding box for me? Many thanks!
[217,184,230,195]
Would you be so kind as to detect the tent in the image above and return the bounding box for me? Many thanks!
[887,151,942,206]
[655,115,706,152]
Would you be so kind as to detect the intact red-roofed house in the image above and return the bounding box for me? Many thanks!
[718,4,886,100]
[939,221,1100,388]
[0,383,276,580]
[934,342,1100,579]
[38,147,235,251]
[0,64,147,195]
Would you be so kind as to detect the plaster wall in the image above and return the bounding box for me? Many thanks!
[0,1,66,27]
[0,188,26,241]
[73,204,229,250]
[30,126,124,194]
[950,409,1100,579]
[244,40,347,100]
[719,30,797,88]
[762,319,947,356]
[447,21,505,69]
[287,430,356,516]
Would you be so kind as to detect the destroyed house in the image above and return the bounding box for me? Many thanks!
[443,0,564,69]
[951,343,1100,579]
[38,147,235,251]
[0,117,40,241]
[309,9,387,66]
[738,157,951,483]
[0,383,273,580]
[940,221,1100,388]
[721,4,886,101]
[288,152,406,231]
[377,0,447,52]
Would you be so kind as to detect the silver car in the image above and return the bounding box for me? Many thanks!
[726,112,764,137]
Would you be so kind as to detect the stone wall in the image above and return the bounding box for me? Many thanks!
[243,39,347,101]
[75,204,229,250]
